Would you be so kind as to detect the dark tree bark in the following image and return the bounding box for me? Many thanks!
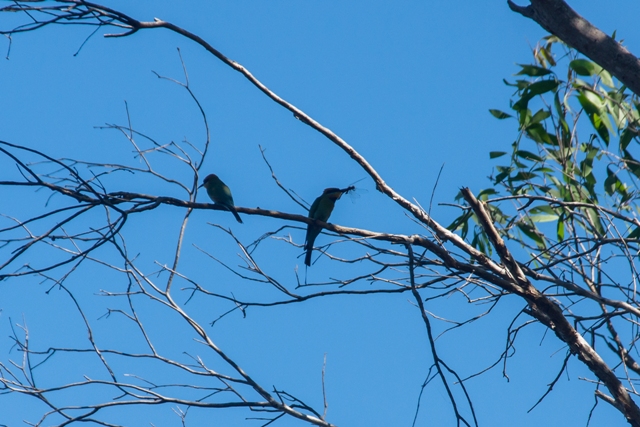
[508,0,640,97]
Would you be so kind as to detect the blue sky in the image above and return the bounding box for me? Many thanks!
[1,1,640,426]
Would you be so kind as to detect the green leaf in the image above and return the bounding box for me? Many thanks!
[604,92,626,129]
[529,109,551,125]
[600,70,615,88]
[490,151,507,159]
[570,59,603,76]
[446,211,472,233]
[604,167,618,195]
[579,144,598,178]
[529,205,556,215]
[471,230,492,256]
[558,114,570,144]
[577,90,604,115]
[494,171,509,183]
[518,108,532,127]
[515,150,543,162]
[553,91,563,112]
[580,163,593,179]
[530,214,559,223]
[513,79,559,112]
[516,64,553,77]
[628,226,640,239]
[516,222,546,248]
[570,59,614,87]
[623,151,640,179]
[526,124,554,145]
[584,207,605,236]
[557,214,565,242]
[526,79,559,97]
[577,90,611,144]
[504,79,532,90]
[620,127,636,151]
[592,112,611,145]
[511,171,538,181]
[603,166,628,199]
[513,96,531,112]
[539,45,556,67]
[534,168,554,176]
[489,109,512,119]
[478,188,498,198]
[486,204,507,224]
[599,108,615,133]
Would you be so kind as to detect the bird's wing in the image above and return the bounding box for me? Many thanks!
[308,195,322,219]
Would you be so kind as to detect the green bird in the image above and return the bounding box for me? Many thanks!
[200,173,243,223]
[304,187,347,266]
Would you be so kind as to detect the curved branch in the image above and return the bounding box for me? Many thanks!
[461,187,640,427]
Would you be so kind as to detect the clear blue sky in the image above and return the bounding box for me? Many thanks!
[1,1,639,426]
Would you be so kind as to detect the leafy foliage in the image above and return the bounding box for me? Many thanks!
[451,36,640,258]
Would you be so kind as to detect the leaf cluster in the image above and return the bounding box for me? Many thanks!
[451,36,640,255]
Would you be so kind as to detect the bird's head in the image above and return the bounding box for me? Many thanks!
[322,187,344,201]
[200,174,219,189]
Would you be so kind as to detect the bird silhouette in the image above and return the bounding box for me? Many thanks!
[200,174,243,223]
[304,187,348,266]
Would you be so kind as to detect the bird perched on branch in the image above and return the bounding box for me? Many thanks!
[304,187,353,266]
[200,174,243,223]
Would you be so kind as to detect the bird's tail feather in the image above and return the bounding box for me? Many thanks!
[229,207,243,223]
[304,246,312,266]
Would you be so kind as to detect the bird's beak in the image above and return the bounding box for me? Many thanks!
[198,183,204,189]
